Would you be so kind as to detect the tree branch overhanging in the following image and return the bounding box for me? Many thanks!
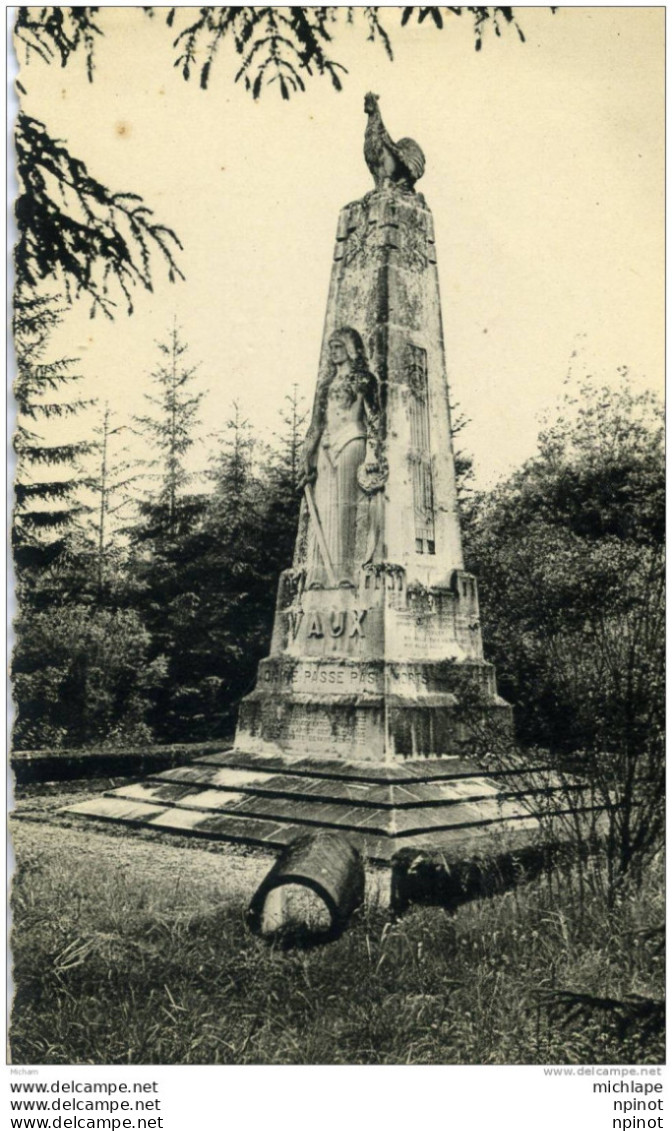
[14,114,184,317]
[15,7,549,97]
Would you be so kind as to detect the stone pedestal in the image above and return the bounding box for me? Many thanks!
[236,567,509,760]
[234,186,510,762]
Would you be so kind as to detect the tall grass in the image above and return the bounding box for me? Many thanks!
[10,828,663,1065]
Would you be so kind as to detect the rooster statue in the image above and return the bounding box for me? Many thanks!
[363,92,426,193]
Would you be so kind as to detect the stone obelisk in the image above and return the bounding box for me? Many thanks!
[235,93,510,762]
[68,99,531,859]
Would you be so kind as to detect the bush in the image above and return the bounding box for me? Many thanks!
[12,606,163,749]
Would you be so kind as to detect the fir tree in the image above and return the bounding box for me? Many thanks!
[269,383,307,493]
[178,404,267,738]
[262,383,307,572]
[160,395,308,741]
[83,403,141,602]
[133,321,204,548]
[13,291,93,577]
[124,325,206,739]
[137,404,268,742]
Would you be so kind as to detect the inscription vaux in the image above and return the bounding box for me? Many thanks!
[288,608,367,640]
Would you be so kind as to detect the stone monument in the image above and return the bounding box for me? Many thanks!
[68,98,533,862]
[234,92,510,762]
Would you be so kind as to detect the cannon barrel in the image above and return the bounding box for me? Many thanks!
[247,831,365,943]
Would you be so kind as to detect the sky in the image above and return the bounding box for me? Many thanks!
[14,5,664,489]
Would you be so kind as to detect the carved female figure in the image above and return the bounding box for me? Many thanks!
[300,327,384,583]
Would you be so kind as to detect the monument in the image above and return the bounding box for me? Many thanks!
[234,92,509,761]
[67,98,534,862]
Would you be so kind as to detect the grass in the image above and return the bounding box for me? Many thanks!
[9,806,664,1065]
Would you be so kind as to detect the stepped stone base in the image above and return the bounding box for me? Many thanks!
[63,747,550,863]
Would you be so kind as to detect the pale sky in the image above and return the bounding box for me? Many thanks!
[14,5,664,488]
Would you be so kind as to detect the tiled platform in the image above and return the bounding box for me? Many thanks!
[63,748,572,863]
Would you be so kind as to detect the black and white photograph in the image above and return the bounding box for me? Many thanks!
[8,4,664,1081]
